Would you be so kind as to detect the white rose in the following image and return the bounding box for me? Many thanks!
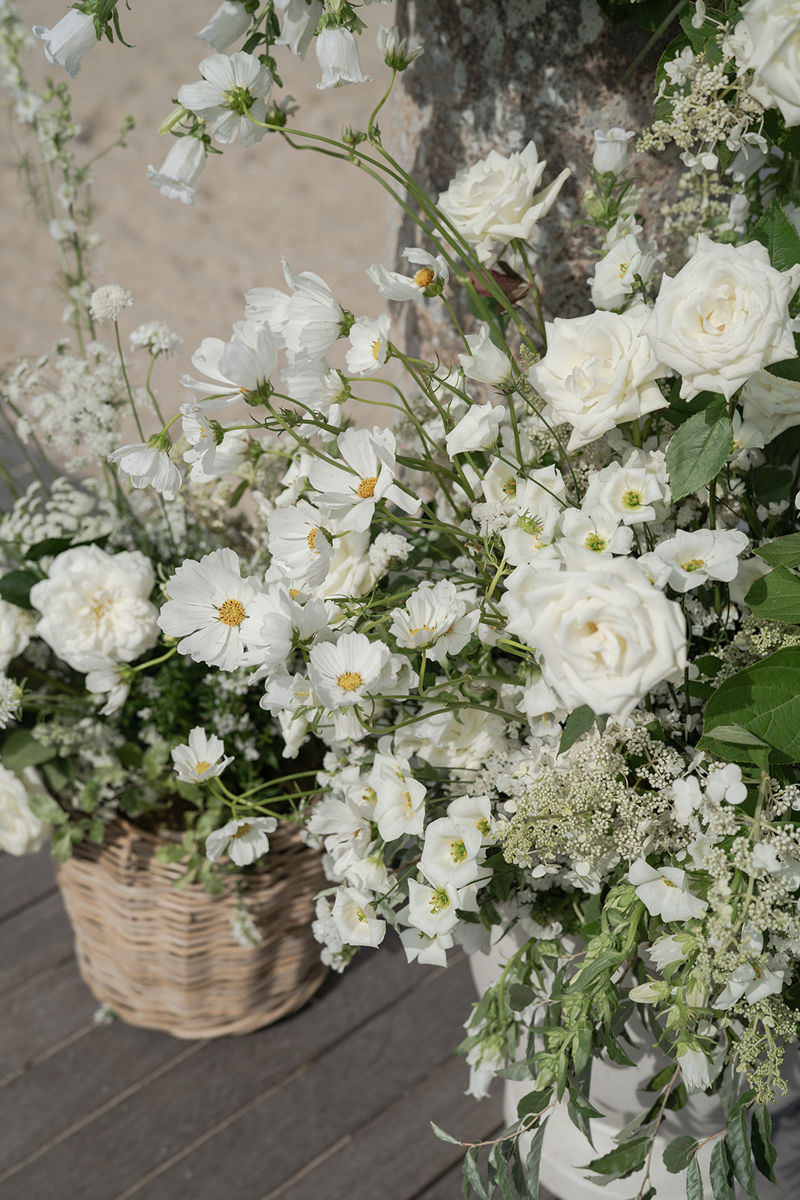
[740,368,800,442]
[29,545,159,672]
[0,765,51,856]
[529,303,667,450]
[437,141,571,263]
[315,530,378,600]
[741,0,800,127]
[645,235,800,401]
[502,554,687,720]
[0,599,35,671]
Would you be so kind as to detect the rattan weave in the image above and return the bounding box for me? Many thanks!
[56,819,328,1038]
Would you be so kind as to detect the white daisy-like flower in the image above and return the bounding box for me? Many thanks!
[182,407,250,482]
[181,321,278,409]
[89,285,133,324]
[307,427,420,533]
[366,248,449,301]
[177,52,272,148]
[205,815,277,865]
[346,314,391,375]
[390,580,479,662]
[108,441,182,500]
[173,726,234,784]
[282,258,348,361]
[82,653,130,717]
[308,631,390,738]
[267,499,336,588]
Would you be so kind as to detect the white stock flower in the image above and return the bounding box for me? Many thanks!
[0,765,50,856]
[178,52,272,147]
[316,27,372,89]
[741,0,800,127]
[275,0,323,59]
[195,1,251,51]
[332,887,385,946]
[267,499,335,588]
[282,259,347,360]
[173,726,234,783]
[740,368,800,442]
[438,141,571,263]
[33,11,98,78]
[346,313,391,375]
[645,235,800,401]
[366,248,448,301]
[591,234,660,311]
[206,816,278,865]
[108,441,182,500]
[529,304,666,451]
[48,217,76,242]
[0,598,32,671]
[649,528,750,592]
[390,581,479,661]
[628,859,709,921]
[147,137,207,205]
[308,427,419,533]
[502,555,687,720]
[458,326,514,388]
[30,546,159,673]
[592,127,636,174]
[445,402,505,456]
[89,285,133,324]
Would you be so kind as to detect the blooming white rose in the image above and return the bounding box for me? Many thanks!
[645,235,800,401]
[0,765,50,856]
[0,599,33,671]
[740,368,800,442]
[740,0,800,127]
[33,11,98,78]
[30,546,159,673]
[529,303,666,450]
[502,555,687,720]
[437,141,571,263]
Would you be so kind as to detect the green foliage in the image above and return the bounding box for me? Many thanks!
[27,791,67,825]
[1,728,58,770]
[746,565,800,621]
[755,534,800,568]
[663,1135,700,1174]
[0,568,41,610]
[666,400,733,502]
[686,1154,704,1200]
[597,0,677,30]
[749,195,800,274]
[558,705,597,755]
[701,646,800,764]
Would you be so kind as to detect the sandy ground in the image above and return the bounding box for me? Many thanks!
[1,0,397,390]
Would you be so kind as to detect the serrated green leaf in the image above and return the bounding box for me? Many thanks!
[0,568,41,610]
[1,728,58,770]
[710,1139,735,1200]
[27,791,67,825]
[755,534,800,568]
[686,1154,704,1200]
[664,1135,700,1175]
[745,565,800,622]
[666,400,733,502]
[430,1121,459,1145]
[701,646,800,764]
[750,195,800,273]
[751,1104,777,1184]
[725,1108,758,1200]
[559,705,597,755]
[509,983,536,1011]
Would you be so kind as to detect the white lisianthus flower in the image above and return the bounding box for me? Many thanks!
[308,631,390,738]
[173,726,234,784]
[366,248,448,301]
[206,816,277,865]
[390,581,479,661]
[157,547,276,671]
[458,325,515,388]
[529,304,666,451]
[729,554,771,605]
[332,887,385,947]
[370,737,427,840]
[345,313,391,375]
[592,127,636,174]
[740,368,800,442]
[30,546,159,673]
[648,528,750,592]
[194,1,251,51]
[316,27,372,89]
[282,259,348,360]
[82,653,130,717]
[628,859,708,921]
[147,136,207,205]
[407,878,461,939]
[89,285,133,324]
[108,440,182,500]
[445,401,506,456]
[33,11,98,78]
[267,499,335,588]
[591,234,660,311]
[740,0,800,127]
[178,52,272,147]
[0,765,50,856]
[644,235,800,401]
[502,555,687,720]
[677,1047,712,1094]
[438,141,571,263]
[275,0,323,59]
[0,598,33,671]
[308,427,420,533]
[559,508,633,556]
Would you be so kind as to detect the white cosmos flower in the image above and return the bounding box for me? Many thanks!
[33,11,98,78]
[244,285,291,341]
[30,546,159,673]
[206,816,278,865]
[677,1047,712,1094]
[445,401,506,457]
[420,816,485,890]
[267,499,335,588]
[0,765,50,856]
[389,580,479,662]
[591,233,660,310]
[458,326,514,387]
[157,547,275,670]
[194,1,251,51]
[332,887,385,946]
[108,441,182,500]
[346,313,391,375]
[740,368,800,443]
[173,726,234,783]
[182,407,250,482]
[307,427,420,533]
[82,653,130,717]
[282,258,347,360]
[369,737,427,840]
[366,248,449,301]
[275,0,323,59]
[628,859,708,922]
[181,320,278,409]
[407,879,461,940]
[308,631,390,738]
[559,508,633,556]
[316,27,372,89]
[178,52,272,147]
[281,360,348,440]
[648,528,750,592]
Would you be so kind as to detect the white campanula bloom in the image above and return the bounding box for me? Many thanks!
[82,653,130,717]
[308,631,390,739]
[740,368,800,442]
[445,401,506,457]
[677,1047,712,1094]
[740,0,800,127]
[590,234,660,311]
[346,313,391,375]
[503,554,687,720]
[33,11,98,78]
[157,547,276,671]
[420,816,486,890]
[592,127,636,175]
[529,304,666,451]
[0,598,33,671]
[307,427,420,533]
[30,546,159,674]
[275,0,324,59]
[648,933,691,971]
[316,27,372,90]
[458,325,514,388]
[628,859,708,922]
[581,456,668,526]
[147,136,207,205]
[714,961,786,1008]
[369,736,427,840]
[366,248,448,301]
[206,816,277,865]
[108,441,182,500]
[644,235,800,401]
[406,878,461,939]
[89,285,133,325]
[376,24,424,70]
[559,508,634,556]
[173,726,234,784]
[437,140,571,263]
[282,258,348,360]
[399,923,453,968]
[266,499,335,588]
[178,52,272,147]
[332,887,385,947]
[648,528,750,592]
[502,465,566,566]
[389,580,479,662]
[0,765,50,856]
[194,1,251,51]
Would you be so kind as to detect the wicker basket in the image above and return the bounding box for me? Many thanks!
[56,818,328,1038]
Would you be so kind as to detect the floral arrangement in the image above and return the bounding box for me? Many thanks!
[9,0,800,1196]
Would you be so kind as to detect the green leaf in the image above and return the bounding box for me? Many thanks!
[755,534,800,568]
[725,1108,758,1200]
[24,536,75,562]
[745,565,800,621]
[0,568,41,610]
[767,354,800,383]
[597,0,676,30]
[643,1064,676,1093]
[559,705,597,755]
[489,1140,516,1200]
[517,1087,554,1121]
[430,1121,459,1145]
[663,1135,700,1175]
[701,646,800,764]
[525,1118,548,1200]
[709,1139,735,1200]
[27,791,67,825]
[686,1154,704,1200]
[666,400,733,503]
[50,825,83,863]
[751,1104,777,1184]
[154,843,188,865]
[585,1138,650,1179]
[464,1147,491,1200]
[750,464,794,504]
[508,983,536,1011]
[750,195,800,273]
[1,728,58,770]
[700,724,769,748]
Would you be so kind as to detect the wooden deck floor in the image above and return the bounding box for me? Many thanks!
[0,849,504,1200]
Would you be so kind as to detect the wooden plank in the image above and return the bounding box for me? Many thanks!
[0,960,96,1080]
[118,957,475,1200]
[0,944,436,1198]
[0,850,56,923]
[0,893,74,997]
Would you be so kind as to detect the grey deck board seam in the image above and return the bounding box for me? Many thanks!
[0,952,77,1003]
[0,885,59,928]
[0,1020,96,1091]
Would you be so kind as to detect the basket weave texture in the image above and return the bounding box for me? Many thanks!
[56,818,328,1038]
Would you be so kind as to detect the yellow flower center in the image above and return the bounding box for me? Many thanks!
[231,823,252,839]
[450,838,467,864]
[502,477,517,497]
[619,261,629,280]
[621,489,642,510]
[355,906,368,923]
[218,598,246,626]
[682,558,705,572]
[307,527,318,551]
[584,532,606,552]
[372,339,382,360]
[357,476,378,499]
[289,588,301,599]
[195,760,211,774]
[414,266,435,288]
[661,874,677,887]
[429,887,451,915]
[337,671,363,692]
